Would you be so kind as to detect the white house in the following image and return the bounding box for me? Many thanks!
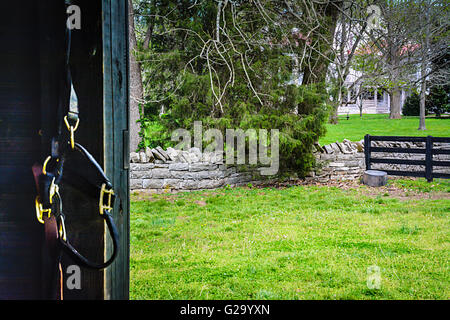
[337,68,412,116]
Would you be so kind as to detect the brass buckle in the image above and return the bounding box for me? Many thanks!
[42,155,60,178]
[99,183,114,215]
[49,178,59,205]
[42,156,52,176]
[35,196,51,224]
[58,215,67,242]
[64,115,80,150]
[41,159,59,204]
[35,166,59,224]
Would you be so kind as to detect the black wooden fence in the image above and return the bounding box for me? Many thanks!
[364,135,450,182]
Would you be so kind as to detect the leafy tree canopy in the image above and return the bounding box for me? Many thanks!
[132,0,340,175]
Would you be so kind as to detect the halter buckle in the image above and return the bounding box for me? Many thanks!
[99,183,114,215]
[35,196,51,224]
[49,178,59,205]
[42,156,53,176]
[58,215,67,242]
[64,115,79,150]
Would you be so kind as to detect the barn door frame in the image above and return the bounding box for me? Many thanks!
[102,0,130,300]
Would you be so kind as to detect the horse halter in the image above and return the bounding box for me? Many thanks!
[33,139,120,270]
[32,1,119,288]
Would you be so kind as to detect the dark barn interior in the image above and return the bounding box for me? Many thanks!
[0,0,129,299]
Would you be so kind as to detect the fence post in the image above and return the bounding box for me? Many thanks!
[425,135,433,182]
[364,134,371,170]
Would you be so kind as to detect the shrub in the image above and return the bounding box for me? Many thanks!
[138,81,330,177]
[402,85,449,117]
[402,92,421,116]
[138,117,172,150]
[426,85,449,117]
[153,82,330,177]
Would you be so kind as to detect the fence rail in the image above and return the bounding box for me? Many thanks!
[364,134,450,182]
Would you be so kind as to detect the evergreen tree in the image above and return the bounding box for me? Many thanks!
[132,1,341,175]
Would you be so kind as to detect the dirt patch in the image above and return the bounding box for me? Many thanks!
[194,200,207,206]
[130,190,179,202]
[355,185,449,201]
[131,178,449,202]
[251,178,450,201]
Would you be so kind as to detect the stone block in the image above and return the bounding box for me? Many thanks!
[139,151,148,163]
[319,154,336,161]
[198,179,226,189]
[345,160,361,167]
[166,147,180,161]
[152,168,170,178]
[189,163,218,172]
[328,162,346,167]
[170,171,195,179]
[130,170,152,179]
[151,148,166,161]
[145,147,155,162]
[330,143,341,153]
[132,163,155,171]
[334,166,350,172]
[163,179,182,189]
[323,144,334,154]
[180,180,200,190]
[362,170,388,187]
[156,146,170,160]
[130,152,140,163]
[169,163,189,171]
[143,179,164,189]
[130,179,143,189]
[179,151,192,163]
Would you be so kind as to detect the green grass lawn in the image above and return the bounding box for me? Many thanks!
[320,114,450,145]
[130,179,449,300]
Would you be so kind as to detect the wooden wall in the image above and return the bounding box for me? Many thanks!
[0,0,44,299]
[0,0,129,299]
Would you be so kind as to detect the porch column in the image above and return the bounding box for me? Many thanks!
[374,88,378,107]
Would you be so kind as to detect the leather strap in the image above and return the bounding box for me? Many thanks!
[61,143,114,199]
[34,147,120,271]
[59,211,119,270]
[56,143,119,270]
[43,215,63,300]
[32,164,64,300]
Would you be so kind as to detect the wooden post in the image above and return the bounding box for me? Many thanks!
[364,134,371,170]
[425,135,433,182]
[103,0,130,300]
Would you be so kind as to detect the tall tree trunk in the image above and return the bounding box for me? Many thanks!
[329,86,342,124]
[418,55,427,130]
[330,106,339,124]
[388,54,402,119]
[143,16,154,50]
[128,0,144,151]
[418,3,430,131]
[389,88,402,119]
[359,92,363,118]
[385,18,403,120]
